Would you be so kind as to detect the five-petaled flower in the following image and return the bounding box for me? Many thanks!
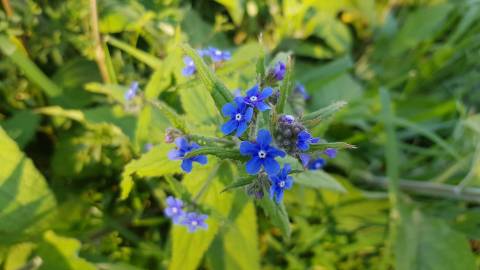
[206,47,231,62]
[164,196,185,224]
[242,85,273,112]
[182,56,196,76]
[168,137,207,173]
[125,81,139,101]
[221,98,254,137]
[240,129,286,175]
[324,148,337,159]
[181,212,208,232]
[272,61,286,81]
[269,164,293,203]
[296,130,320,151]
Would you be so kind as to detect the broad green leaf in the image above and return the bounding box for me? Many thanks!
[207,193,260,270]
[4,242,36,270]
[1,110,40,148]
[180,85,222,130]
[169,163,236,270]
[120,144,182,200]
[302,100,347,128]
[395,206,476,270]
[181,44,234,111]
[37,230,96,270]
[293,170,346,193]
[259,195,291,237]
[0,35,62,97]
[0,127,57,244]
[309,73,363,108]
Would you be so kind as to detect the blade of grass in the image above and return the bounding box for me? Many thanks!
[105,35,162,69]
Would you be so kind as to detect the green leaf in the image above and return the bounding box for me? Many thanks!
[37,230,96,270]
[302,100,347,128]
[308,142,356,152]
[292,170,346,193]
[0,127,57,244]
[277,57,295,114]
[105,36,162,68]
[170,163,236,270]
[181,44,234,111]
[184,147,244,161]
[1,110,40,148]
[395,206,476,270]
[180,85,222,130]
[120,144,182,200]
[0,35,62,97]
[214,0,244,26]
[259,195,291,237]
[4,242,36,270]
[221,176,255,193]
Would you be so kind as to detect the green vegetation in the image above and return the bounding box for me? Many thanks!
[1,0,479,269]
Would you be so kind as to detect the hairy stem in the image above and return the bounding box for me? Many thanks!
[89,0,110,83]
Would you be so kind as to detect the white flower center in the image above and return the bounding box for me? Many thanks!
[215,50,222,56]
[258,150,266,159]
[315,163,322,169]
[235,113,242,121]
[191,220,198,226]
[249,96,258,102]
[171,207,178,213]
[279,181,285,188]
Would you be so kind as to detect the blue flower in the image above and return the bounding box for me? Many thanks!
[206,47,231,62]
[181,212,208,232]
[240,129,286,175]
[242,85,273,112]
[308,158,326,170]
[279,114,296,124]
[164,196,185,224]
[272,61,286,81]
[124,81,139,101]
[221,99,254,137]
[324,148,337,159]
[269,164,293,203]
[144,143,153,152]
[182,56,196,76]
[294,83,310,100]
[168,137,207,173]
[296,130,320,151]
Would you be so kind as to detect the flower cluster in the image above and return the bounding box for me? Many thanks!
[168,137,207,173]
[182,47,231,77]
[164,196,208,233]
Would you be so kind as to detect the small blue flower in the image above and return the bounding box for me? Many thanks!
[164,196,185,224]
[125,81,139,101]
[269,164,293,203]
[324,148,337,159]
[242,85,273,112]
[272,61,286,81]
[168,137,207,173]
[206,47,231,62]
[294,83,310,100]
[296,130,320,151]
[221,99,254,137]
[181,212,208,232]
[144,143,153,152]
[240,129,286,175]
[308,158,326,170]
[182,56,196,76]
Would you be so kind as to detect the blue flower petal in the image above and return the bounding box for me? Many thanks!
[192,155,208,165]
[274,189,284,203]
[244,107,254,121]
[175,137,189,149]
[240,141,258,155]
[299,153,311,167]
[221,102,236,116]
[263,157,280,175]
[246,84,259,97]
[236,121,248,137]
[181,159,193,173]
[246,157,262,175]
[260,87,273,99]
[297,141,309,151]
[221,120,238,135]
[267,147,286,158]
[168,149,182,160]
[182,66,195,76]
[256,101,270,112]
[256,129,272,147]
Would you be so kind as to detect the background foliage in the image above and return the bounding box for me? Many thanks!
[1,0,480,269]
